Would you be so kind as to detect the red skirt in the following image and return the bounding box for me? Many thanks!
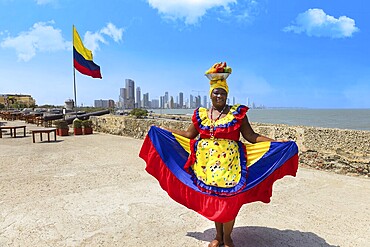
[139,126,298,223]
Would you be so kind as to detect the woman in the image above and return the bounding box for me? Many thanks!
[140,62,298,247]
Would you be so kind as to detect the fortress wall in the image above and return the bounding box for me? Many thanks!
[91,115,370,177]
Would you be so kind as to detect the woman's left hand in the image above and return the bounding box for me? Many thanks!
[275,139,290,142]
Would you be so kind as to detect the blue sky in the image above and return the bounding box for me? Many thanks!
[0,0,369,108]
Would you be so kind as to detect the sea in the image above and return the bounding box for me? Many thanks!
[150,108,370,131]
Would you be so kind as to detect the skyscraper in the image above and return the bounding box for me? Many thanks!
[179,92,184,109]
[125,79,135,109]
[195,95,201,108]
[159,96,163,109]
[136,86,141,108]
[164,91,169,106]
[118,88,125,109]
[143,92,150,108]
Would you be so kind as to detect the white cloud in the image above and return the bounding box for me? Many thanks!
[147,0,237,24]
[82,23,124,53]
[83,31,107,54]
[101,23,124,42]
[0,21,70,61]
[233,0,262,23]
[283,8,359,38]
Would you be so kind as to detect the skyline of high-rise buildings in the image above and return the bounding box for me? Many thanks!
[117,78,210,110]
[96,78,264,110]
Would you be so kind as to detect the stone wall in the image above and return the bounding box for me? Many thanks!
[91,114,370,177]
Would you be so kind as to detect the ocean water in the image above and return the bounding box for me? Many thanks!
[150,108,370,131]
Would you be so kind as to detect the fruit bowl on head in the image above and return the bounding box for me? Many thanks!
[205,73,230,81]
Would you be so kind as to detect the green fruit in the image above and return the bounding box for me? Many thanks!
[224,67,232,73]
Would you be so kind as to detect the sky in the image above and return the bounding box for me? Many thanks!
[0,0,369,109]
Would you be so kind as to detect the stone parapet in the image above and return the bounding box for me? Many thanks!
[91,115,369,177]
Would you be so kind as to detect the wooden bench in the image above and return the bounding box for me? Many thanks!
[31,128,57,143]
[0,125,26,138]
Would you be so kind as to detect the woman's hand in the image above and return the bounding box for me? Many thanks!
[275,139,290,142]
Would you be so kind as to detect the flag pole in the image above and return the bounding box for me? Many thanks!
[73,68,77,118]
[72,25,78,118]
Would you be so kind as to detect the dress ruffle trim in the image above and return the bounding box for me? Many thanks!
[193,104,249,136]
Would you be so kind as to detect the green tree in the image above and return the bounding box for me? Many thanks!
[130,108,148,118]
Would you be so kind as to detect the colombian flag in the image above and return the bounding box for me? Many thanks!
[73,26,102,79]
[140,126,299,223]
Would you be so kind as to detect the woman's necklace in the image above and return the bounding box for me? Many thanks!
[209,104,227,139]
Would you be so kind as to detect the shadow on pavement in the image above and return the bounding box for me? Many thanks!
[187,226,339,247]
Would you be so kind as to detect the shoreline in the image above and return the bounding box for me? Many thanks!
[149,112,370,132]
[148,108,370,131]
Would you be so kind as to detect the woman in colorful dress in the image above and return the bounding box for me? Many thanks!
[140,62,299,247]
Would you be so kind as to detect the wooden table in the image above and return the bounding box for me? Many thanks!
[0,125,26,138]
[31,128,57,143]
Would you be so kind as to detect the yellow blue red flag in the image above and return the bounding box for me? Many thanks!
[73,26,102,79]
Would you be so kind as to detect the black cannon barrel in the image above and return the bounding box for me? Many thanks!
[42,114,64,121]
[65,109,110,124]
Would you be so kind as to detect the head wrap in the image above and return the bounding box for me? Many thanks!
[209,79,229,96]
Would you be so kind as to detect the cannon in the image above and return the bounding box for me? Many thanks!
[42,114,64,121]
[65,109,110,124]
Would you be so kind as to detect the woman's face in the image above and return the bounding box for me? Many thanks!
[211,88,228,108]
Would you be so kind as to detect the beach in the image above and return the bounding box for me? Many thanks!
[0,122,369,247]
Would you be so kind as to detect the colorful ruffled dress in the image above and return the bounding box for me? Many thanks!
[140,104,298,223]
